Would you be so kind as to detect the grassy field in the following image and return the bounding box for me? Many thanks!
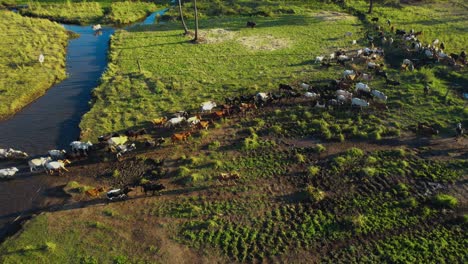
[19,1,161,25]
[0,10,69,119]
[79,11,363,140]
[0,116,466,262]
[105,1,158,25]
[80,0,467,141]
[21,1,104,25]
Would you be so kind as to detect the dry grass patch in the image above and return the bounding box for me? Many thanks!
[313,11,355,21]
[238,35,291,51]
[202,28,238,44]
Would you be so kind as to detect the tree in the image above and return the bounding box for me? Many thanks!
[178,0,189,35]
[368,0,374,13]
[192,0,199,42]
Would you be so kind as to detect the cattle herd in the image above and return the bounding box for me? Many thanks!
[0,17,465,202]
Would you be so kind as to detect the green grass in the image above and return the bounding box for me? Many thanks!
[80,13,361,140]
[0,10,68,119]
[21,1,104,24]
[20,1,160,25]
[104,1,158,25]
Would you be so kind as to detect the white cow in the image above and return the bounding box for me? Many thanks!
[28,157,52,172]
[336,90,352,100]
[107,136,128,147]
[315,56,324,63]
[116,143,136,159]
[355,82,371,93]
[166,116,186,128]
[45,160,71,175]
[0,149,10,159]
[48,149,66,160]
[371,90,388,101]
[304,92,320,99]
[92,24,102,31]
[200,101,217,113]
[300,83,311,90]
[343,70,355,78]
[0,148,28,159]
[70,141,93,154]
[351,98,370,107]
[0,167,19,179]
[187,115,201,126]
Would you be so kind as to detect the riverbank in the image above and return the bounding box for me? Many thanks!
[0,11,69,120]
[19,1,160,25]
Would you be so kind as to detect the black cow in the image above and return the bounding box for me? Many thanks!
[386,79,401,86]
[371,17,379,22]
[279,83,294,91]
[125,128,147,139]
[98,132,120,142]
[246,21,256,28]
[142,183,166,196]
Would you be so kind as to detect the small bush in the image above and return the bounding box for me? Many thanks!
[208,141,221,150]
[308,166,320,177]
[43,241,56,252]
[346,147,364,158]
[366,156,378,164]
[432,194,458,208]
[295,153,306,163]
[315,144,326,154]
[112,169,120,178]
[177,166,191,177]
[361,167,376,177]
[401,197,418,208]
[305,185,325,203]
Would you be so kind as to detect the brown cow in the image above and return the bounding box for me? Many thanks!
[218,172,241,185]
[151,116,167,127]
[211,110,225,120]
[171,131,191,144]
[197,120,210,130]
[85,187,105,197]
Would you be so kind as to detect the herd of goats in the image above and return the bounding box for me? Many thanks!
[0,17,466,200]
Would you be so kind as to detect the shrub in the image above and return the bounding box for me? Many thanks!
[177,166,191,177]
[315,144,326,154]
[208,141,221,150]
[295,153,306,163]
[112,169,120,178]
[305,185,325,203]
[370,130,382,140]
[361,167,377,177]
[43,241,56,252]
[346,147,364,158]
[432,194,458,208]
[401,197,418,208]
[308,166,320,177]
[366,156,378,164]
